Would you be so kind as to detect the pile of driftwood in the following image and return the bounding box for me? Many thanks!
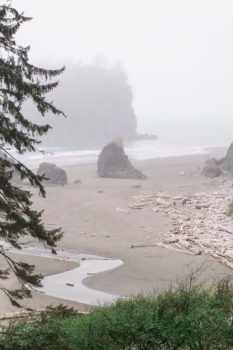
[129,178,233,269]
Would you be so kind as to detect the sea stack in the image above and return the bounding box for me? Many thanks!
[97,139,147,179]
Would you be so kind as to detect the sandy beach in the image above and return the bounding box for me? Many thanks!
[1,147,232,315]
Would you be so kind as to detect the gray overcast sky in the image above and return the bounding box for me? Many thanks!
[13,0,233,138]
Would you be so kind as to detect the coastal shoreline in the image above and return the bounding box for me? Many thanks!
[1,146,232,314]
[12,138,230,169]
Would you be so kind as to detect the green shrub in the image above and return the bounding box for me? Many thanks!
[0,305,76,350]
[228,201,233,217]
[1,280,233,349]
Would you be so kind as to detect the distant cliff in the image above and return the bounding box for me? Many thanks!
[28,62,138,148]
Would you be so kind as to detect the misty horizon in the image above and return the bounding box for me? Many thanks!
[12,0,233,144]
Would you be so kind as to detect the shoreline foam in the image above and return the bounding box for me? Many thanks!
[10,138,229,169]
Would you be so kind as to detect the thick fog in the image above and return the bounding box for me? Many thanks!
[13,0,233,141]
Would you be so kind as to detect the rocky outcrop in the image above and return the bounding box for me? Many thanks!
[221,142,233,173]
[203,142,233,178]
[97,141,146,179]
[202,159,222,178]
[37,162,68,185]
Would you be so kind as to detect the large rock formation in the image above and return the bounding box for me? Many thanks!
[27,63,138,147]
[221,142,233,173]
[203,142,233,177]
[97,141,146,179]
[37,162,68,185]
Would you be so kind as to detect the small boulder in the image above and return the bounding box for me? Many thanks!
[97,141,146,179]
[74,179,82,184]
[131,183,141,189]
[37,162,68,185]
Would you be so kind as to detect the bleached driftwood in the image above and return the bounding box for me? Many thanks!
[129,177,233,267]
[116,207,130,214]
[128,203,147,209]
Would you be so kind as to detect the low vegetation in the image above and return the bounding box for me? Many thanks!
[228,201,233,217]
[1,278,233,349]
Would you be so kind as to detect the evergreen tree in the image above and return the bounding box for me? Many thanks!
[0,3,65,306]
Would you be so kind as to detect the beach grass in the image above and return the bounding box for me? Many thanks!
[228,201,233,217]
[1,278,233,349]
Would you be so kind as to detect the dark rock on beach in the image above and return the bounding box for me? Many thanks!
[37,162,68,185]
[74,179,82,184]
[97,141,147,179]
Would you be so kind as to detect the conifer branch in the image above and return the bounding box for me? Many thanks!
[0,3,65,307]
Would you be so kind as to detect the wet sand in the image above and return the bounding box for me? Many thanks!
[0,147,231,314]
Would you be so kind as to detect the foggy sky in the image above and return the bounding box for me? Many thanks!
[13,0,233,139]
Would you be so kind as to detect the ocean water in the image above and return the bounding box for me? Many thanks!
[10,133,232,170]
